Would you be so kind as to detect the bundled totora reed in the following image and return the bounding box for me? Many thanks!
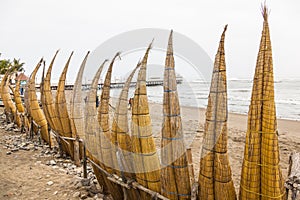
[131,41,161,198]
[84,60,111,195]
[28,59,51,144]
[198,25,236,200]
[111,62,141,199]
[70,51,90,165]
[14,79,25,113]
[55,52,74,159]
[112,62,140,178]
[1,70,19,125]
[160,30,191,200]
[42,50,70,155]
[97,53,125,199]
[98,52,120,174]
[239,5,286,200]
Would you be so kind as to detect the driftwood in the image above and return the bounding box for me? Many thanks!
[285,152,300,200]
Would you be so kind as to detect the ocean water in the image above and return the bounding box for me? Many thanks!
[110,79,300,121]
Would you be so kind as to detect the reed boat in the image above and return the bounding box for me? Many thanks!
[160,30,191,200]
[69,51,90,165]
[131,41,161,199]
[239,5,286,200]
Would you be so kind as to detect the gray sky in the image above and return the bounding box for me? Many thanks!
[0,0,299,82]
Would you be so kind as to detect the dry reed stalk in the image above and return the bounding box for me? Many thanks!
[23,80,30,116]
[98,52,120,174]
[1,71,19,124]
[40,60,54,130]
[112,62,140,177]
[14,79,25,113]
[84,60,112,196]
[43,50,60,132]
[198,25,236,200]
[239,5,286,200]
[131,42,161,198]
[55,52,74,159]
[14,79,29,129]
[160,30,191,200]
[111,63,141,199]
[97,53,126,199]
[70,51,90,164]
[28,59,51,144]
[9,82,22,127]
[43,50,70,155]
[0,71,11,111]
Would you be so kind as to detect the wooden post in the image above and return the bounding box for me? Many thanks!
[82,142,87,179]
[73,139,80,166]
[30,120,33,139]
[48,125,52,149]
[285,152,300,200]
[187,148,195,184]
[37,125,42,145]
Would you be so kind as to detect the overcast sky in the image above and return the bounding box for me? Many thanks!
[0,0,299,82]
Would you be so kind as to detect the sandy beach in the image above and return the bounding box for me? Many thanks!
[146,101,300,192]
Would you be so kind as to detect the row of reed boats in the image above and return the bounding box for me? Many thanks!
[0,6,287,200]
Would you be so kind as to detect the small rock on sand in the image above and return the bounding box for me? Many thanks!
[47,181,54,186]
[73,191,81,198]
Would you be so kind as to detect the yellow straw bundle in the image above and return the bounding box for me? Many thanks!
[9,81,22,127]
[43,51,70,155]
[69,51,90,165]
[14,79,25,113]
[28,59,51,144]
[198,25,236,200]
[111,63,141,199]
[14,79,29,129]
[1,71,19,124]
[55,52,74,159]
[40,58,55,132]
[97,53,125,199]
[160,30,191,200]
[239,5,286,200]
[98,53,120,174]
[112,62,140,177]
[131,42,161,198]
[84,60,111,195]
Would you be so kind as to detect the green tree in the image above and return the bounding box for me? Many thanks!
[0,57,25,74]
[0,59,11,74]
[11,58,25,72]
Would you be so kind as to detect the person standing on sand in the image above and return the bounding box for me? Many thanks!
[96,95,99,107]
[128,97,133,109]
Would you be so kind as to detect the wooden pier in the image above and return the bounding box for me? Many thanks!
[36,80,183,90]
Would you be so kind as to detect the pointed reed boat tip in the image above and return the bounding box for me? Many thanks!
[111,52,121,62]
[169,29,173,37]
[66,51,74,63]
[224,24,228,31]
[261,2,269,21]
[146,38,154,50]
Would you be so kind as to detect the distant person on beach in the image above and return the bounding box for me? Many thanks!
[20,87,24,95]
[96,95,99,107]
[128,97,133,109]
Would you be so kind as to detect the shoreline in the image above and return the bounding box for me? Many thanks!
[148,100,300,135]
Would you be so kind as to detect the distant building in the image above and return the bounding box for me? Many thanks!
[15,72,28,82]
[15,73,28,95]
